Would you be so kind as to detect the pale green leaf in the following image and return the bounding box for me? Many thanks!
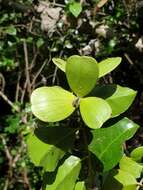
[66,55,99,97]
[119,156,143,178]
[98,57,121,77]
[131,146,143,162]
[31,86,76,122]
[91,85,137,117]
[75,181,86,190]
[89,118,139,171]
[69,2,82,17]
[46,156,81,190]
[27,134,64,172]
[80,97,111,129]
[114,170,137,190]
[27,125,75,171]
[4,26,17,35]
[52,58,66,72]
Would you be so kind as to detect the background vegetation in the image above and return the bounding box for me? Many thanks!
[0,0,143,189]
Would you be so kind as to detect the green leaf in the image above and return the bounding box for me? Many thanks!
[69,2,82,17]
[98,57,121,78]
[80,97,111,129]
[75,181,86,190]
[131,146,143,162]
[119,156,143,178]
[4,26,17,35]
[91,85,137,117]
[46,156,81,190]
[27,134,64,171]
[66,55,99,97]
[27,125,76,171]
[89,118,139,171]
[31,86,76,122]
[114,170,137,190]
[52,58,66,72]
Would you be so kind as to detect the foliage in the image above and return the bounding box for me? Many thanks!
[28,55,139,189]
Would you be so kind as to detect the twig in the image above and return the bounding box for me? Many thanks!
[31,58,50,89]
[0,72,5,91]
[23,40,31,97]
[0,91,20,112]
[124,53,134,65]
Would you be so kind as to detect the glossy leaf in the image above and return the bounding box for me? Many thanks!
[46,156,81,190]
[119,156,143,178]
[91,85,137,117]
[75,181,86,190]
[89,118,139,171]
[130,146,143,162]
[69,2,82,17]
[114,170,137,190]
[66,55,99,97]
[31,86,76,122]
[98,57,121,77]
[80,97,111,129]
[27,134,64,172]
[52,58,66,72]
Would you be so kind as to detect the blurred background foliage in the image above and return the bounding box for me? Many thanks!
[0,0,143,189]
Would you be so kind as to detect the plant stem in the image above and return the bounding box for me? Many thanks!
[82,126,94,189]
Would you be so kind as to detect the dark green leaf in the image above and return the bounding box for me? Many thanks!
[89,118,139,171]
[66,55,99,97]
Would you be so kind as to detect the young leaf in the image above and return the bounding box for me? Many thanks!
[27,134,64,172]
[91,85,137,117]
[66,55,99,97]
[46,156,81,190]
[114,170,137,190]
[98,57,121,78]
[75,181,86,190]
[69,2,82,17]
[80,97,111,129]
[27,125,76,171]
[89,118,139,171]
[130,146,143,162]
[31,86,76,122]
[119,156,143,178]
[52,58,66,72]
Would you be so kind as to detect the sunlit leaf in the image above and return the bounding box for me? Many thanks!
[69,2,82,17]
[114,170,137,190]
[52,58,66,72]
[91,85,137,117]
[89,118,139,171]
[131,146,143,162]
[27,134,64,172]
[66,55,99,97]
[80,97,111,129]
[75,181,86,190]
[119,156,143,178]
[46,156,81,190]
[31,86,76,122]
[27,125,76,171]
[98,57,121,77]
